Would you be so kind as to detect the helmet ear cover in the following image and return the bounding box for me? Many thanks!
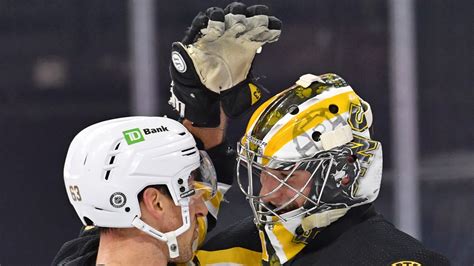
[301,147,366,211]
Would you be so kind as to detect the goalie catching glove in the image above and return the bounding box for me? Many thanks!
[169,2,282,127]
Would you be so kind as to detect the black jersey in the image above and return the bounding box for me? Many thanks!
[52,227,98,266]
[53,205,449,265]
[197,204,450,266]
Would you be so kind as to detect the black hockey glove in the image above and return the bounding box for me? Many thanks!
[169,2,282,127]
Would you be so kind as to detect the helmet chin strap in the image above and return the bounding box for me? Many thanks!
[131,200,191,259]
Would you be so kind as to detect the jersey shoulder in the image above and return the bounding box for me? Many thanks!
[201,215,261,252]
[196,216,262,266]
[322,215,450,265]
[52,227,99,266]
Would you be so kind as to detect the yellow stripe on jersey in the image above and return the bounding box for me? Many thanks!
[271,222,306,262]
[259,230,269,262]
[204,183,231,220]
[208,189,224,210]
[195,247,262,265]
[263,91,359,158]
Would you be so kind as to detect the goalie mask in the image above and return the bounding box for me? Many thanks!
[64,117,217,258]
[237,74,383,230]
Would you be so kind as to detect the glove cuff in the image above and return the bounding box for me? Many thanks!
[220,75,263,118]
[169,42,221,127]
[206,139,236,186]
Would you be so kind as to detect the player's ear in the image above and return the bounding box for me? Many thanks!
[141,187,167,217]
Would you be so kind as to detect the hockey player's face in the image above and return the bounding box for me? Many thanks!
[259,168,312,214]
[165,184,208,263]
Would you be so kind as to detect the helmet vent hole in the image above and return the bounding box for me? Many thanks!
[288,105,299,115]
[182,147,197,156]
[182,147,194,152]
[178,132,186,136]
[312,131,321,141]
[83,216,94,226]
[125,207,130,212]
[329,104,339,114]
[103,140,121,180]
[105,170,111,180]
[83,154,88,165]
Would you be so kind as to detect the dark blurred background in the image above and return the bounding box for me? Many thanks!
[0,0,472,264]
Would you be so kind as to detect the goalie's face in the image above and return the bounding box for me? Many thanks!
[236,144,322,225]
[259,168,312,214]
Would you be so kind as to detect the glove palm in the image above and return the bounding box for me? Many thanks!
[169,3,281,127]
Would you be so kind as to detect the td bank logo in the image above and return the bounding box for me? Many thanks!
[122,126,169,145]
[123,128,145,145]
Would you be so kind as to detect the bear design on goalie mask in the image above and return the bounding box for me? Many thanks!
[304,147,365,210]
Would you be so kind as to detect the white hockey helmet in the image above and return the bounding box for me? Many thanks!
[63,116,216,258]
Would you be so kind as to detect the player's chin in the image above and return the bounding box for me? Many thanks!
[171,241,194,263]
[170,250,193,264]
[171,224,197,262]
[181,249,194,264]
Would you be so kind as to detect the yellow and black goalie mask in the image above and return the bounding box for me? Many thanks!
[236,73,383,227]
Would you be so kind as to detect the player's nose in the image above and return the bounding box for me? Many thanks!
[259,171,282,203]
[193,196,208,217]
